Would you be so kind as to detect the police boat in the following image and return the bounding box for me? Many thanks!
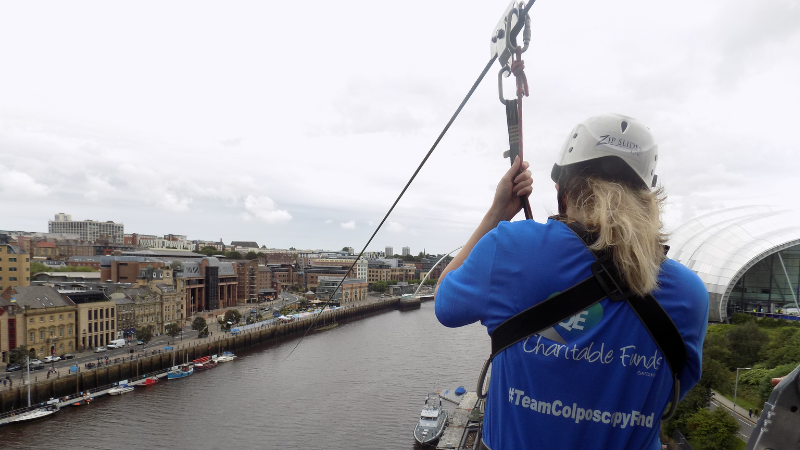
[414,393,448,445]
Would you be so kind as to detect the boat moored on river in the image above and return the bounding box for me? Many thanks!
[213,351,237,363]
[8,405,59,424]
[167,364,194,379]
[193,356,218,370]
[414,393,448,445]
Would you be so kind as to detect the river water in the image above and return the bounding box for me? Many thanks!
[1,302,489,450]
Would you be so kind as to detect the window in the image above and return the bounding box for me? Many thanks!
[87,310,91,321]
[29,318,33,324]
[59,326,64,337]
[59,314,63,320]
[68,325,73,336]
[111,308,115,317]
[100,322,104,331]
[68,342,73,349]
[68,313,72,319]
[100,309,103,319]
[40,317,44,323]
[9,277,17,281]
[30,332,35,342]
[9,258,16,262]
[111,320,114,329]
[39,330,44,340]
[94,310,98,320]
[9,267,16,272]
[50,315,54,322]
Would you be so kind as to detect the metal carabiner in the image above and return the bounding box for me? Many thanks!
[498,64,513,105]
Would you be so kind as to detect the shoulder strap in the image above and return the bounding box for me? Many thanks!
[485,221,687,416]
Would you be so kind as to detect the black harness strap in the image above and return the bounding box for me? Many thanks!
[479,221,687,418]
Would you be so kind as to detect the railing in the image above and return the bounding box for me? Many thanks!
[742,311,800,321]
[663,430,694,450]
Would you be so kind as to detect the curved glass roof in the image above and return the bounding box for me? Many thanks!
[668,205,800,320]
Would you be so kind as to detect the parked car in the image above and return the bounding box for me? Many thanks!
[6,364,21,372]
[59,353,75,360]
[136,340,144,345]
[30,359,43,365]
[30,363,45,371]
[93,346,107,353]
[43,356,61,363]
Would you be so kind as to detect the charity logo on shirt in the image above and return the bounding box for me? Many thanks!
[555,303,604,341]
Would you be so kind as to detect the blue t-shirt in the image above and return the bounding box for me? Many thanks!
[436,219,708,450]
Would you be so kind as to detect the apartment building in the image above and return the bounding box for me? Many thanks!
[0,235,30,292]
[48,213,124,244]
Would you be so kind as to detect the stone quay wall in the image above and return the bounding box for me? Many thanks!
[0,299,399,413]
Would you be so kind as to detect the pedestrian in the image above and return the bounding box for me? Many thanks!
[748,408,752,418]
[3,379,6,387]
[755,408,759,417]
[435,115,708,450]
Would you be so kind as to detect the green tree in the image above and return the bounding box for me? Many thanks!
[685,408,739,450]
[8,345,30,367]
[341,247,349,252]
[369,281,387,293]
[191,317,208,333]
[135,326,153,345]
[200,246,221,256]
[699,355,732,392]
[225,251,243,260]
[662,384,712,436]
[727,321,769,368]
[424,278,437,286]
[165,323,181,343]
[245,251,259,260]
[223,309,242,326]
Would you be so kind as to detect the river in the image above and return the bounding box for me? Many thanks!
[1,302,489,449]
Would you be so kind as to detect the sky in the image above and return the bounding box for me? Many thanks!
[1,0,799,255]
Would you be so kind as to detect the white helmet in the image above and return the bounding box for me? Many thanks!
[550,113,658,189]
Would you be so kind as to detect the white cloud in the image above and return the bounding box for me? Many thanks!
[243,195,292,224]
[0,168,51,198]
[158,192,193,213]
[325,219,333,224]
[387,221,405,233]
[340,221,356,229]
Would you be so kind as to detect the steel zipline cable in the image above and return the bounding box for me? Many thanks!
[282,54,498,360]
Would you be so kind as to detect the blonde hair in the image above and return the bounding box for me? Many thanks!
[562,177,667,296]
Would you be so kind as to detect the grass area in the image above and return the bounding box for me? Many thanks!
[720,392,761,415]
[689,435,747,448]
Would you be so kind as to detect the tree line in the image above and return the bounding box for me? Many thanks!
[662,313,800,449]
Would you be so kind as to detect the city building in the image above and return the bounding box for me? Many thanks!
[669,205,800,322]
[235,260,259,304]
[385,246,394,257]
[311,256,368,280]
[402,246,410,256]
[315,277,368,305]
[66,256,103,270]
[0,234,31,292]
[62,291,117,351]
[109,294,135,339]
[33,241,58,259]
[48,213,124,244]
[0,286,77,359]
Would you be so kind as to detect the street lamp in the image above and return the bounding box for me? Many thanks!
[733,367,752,412]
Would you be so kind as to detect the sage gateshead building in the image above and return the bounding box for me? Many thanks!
[669,206,800,322]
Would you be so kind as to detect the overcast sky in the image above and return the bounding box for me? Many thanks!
[1,0,798,255]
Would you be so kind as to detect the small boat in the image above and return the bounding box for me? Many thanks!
[9,405,59,423]
[193,356,218,370]
[70,397,92,406]
[109,384,134,395]
[414,393,448,445]
[213,351,237,363]
[167,363,194,379]
[141,377,159,386]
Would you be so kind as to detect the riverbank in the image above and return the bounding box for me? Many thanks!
[0,298,400,415]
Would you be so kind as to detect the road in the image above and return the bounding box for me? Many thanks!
[3,291,400,386]
[710,390,757,442]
